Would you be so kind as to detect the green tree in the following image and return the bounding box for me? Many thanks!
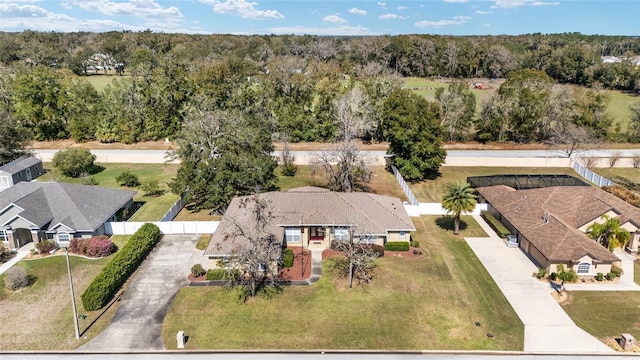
[116,171,140,187]
[441,182,477,235]
[0,109,31,165]
[587,215,631,251]
[52,148,96,178]
[629,102,640,142]
[435,80,476,142]
[381,89,446,181]
[169,108,278,212]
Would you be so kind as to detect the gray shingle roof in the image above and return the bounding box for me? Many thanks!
[0,182,136,231]
[0,155,41,175]
[205,187,415,256]
[477,185,626,263]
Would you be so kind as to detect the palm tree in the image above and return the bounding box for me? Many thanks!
[587,215,631,251]
[441,182,477,235]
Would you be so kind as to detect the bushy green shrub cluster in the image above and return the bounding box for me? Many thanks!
[282,248,294,268]
[191,264,206,277]
[116,171,141,187]
[555,264,577,283]
[52,148,96,178]
[534,267,547,279]
[384,242,410,252]
[596,272,604,281]
[81,223,161,311]
[610,264,623,277]
[206,269,238,281]
[606,272,617,280]
[481,211,511,238]
[410,240,420,248]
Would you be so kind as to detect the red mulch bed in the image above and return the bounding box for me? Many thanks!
[322,246,426,260]
[279,248,312,281]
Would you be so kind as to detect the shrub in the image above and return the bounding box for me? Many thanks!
[81,223,161,311]
[141,180,164,197]
[535,267,547,279]
[610,264,623,277]
[4,266,29,290]
[35,240,56,254]
[206,269,238,281]
[556,264,577,283]
[282,248,294,268]
[549,272,557,281]
[606,272,617,280]
[361,244,384,258]
[384,242,410,252]
[70,236,117,258]
[281,163,297,177]
[52,148,96,178]
[116,171,141,187]
[191,264,206,277]
[596,272,604,281]
[481,211,511,238]
[410,240,420,248]
[81,176,98,186]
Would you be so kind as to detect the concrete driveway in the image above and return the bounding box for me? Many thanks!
[79,235,203,351]
[466,215,614,354]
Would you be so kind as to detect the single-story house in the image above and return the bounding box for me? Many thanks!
[0,155,44,191]
[476,185,640,276]
[204,186,416,269]
[0,182,136,250]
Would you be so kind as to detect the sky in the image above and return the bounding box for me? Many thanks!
[0,0,638,36]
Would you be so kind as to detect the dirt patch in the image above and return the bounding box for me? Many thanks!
[551,291,571,305]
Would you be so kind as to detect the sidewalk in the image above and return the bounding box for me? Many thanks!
[466,215,614,354]
[0,243,33,275]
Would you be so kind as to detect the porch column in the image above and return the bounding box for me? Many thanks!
[5,229,15,250]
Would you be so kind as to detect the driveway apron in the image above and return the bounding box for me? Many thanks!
[466,215,614,354]
[79,235,202,351]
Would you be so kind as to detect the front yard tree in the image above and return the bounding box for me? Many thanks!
[52,148,96,178]
[381,88,446,181]
[227,195,283,300]
[332,226,379,289]
[169,107,278,212]
[441,182,477,235]
[587,215,631,251]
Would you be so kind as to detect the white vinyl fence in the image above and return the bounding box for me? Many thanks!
[391,165,419,205]
[570,160,616,187]
[161,197,184,222]
[105,221,219,235]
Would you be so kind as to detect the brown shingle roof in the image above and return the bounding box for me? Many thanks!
[477,185,629,263]
[205,187,415,256]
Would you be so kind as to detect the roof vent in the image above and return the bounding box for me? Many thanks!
[543,211,549,224]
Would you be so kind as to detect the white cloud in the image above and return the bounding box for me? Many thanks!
[267,24,376,36]
[377,2,386,6]
[211,0,283,19]
[483,23,491,27]
[490,0,529,8]
[476,10,493,14]
[397,6,408,10]
[443,0,469,2]
[414,15,471,28]
[68,0,183,19]
[379,13,405,20]
[348,7,367,15]
[323,14,346,24]
[532,1,560,6]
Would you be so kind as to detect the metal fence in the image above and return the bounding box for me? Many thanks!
[570,160,616,187]
[160,197,185,222]
[105,221,219,235]
[391,165,419,205]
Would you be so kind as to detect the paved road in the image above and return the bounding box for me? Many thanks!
[79,235,204,351]
[466,215,614,354]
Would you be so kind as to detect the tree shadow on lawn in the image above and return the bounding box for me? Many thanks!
[435,216,468,232]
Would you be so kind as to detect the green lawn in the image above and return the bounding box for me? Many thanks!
[162,215,523,350]
[41,162,180,221]
[635,261,639,286]
[607,90,639,132]
[593,167,640,184]
[83,74,127,92]
[562,291,640,343]
[0,236,131,350]
[410,166,577,202]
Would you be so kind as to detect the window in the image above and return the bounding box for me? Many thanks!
[0,176,9,188]
[0,229,7,243]
[334,227,349,241]
[285,228,301,242]
[576,262,591,274]
[56,232,70,243]
[399,231,406,239]
[359,236,376,244]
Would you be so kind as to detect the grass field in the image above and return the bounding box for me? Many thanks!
[41,162,180,221]
[83,74,127,92]
[162,215,523,350]
[405,77,640,132]
[0,235,131,350]
[409,166,577,202]
[636,261,639,286]
[593,167,640,184]
[562,291,640,344]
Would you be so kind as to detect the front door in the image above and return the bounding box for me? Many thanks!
[308,227,326,248]
[26,168,32,181]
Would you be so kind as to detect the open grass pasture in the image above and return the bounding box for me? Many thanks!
[162,215,523,350]
[0,235,131,350]
[593,167,640,184]
[83,73,127,92]
[562,291,640,343]
[410,166,576,202]
[41,162,180,221]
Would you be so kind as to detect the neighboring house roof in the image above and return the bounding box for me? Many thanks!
[0,182,136,232]
[0,155,41,175]
[477,185,630,263]
[205,187,416,256]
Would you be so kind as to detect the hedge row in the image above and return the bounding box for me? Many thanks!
[81,223,161,311]
[384,242,410,252]
[481,211,511,238]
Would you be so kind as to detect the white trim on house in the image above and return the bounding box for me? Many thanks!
[0,203,25,216]
[0,176,10,189]
[1,214,38,228]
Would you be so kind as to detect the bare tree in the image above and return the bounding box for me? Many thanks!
[609,151,622,168]
[331,226,379,289]
[632,156,640,169]
[279,133,296,176]
[547,123,595,158]
[225,195,283,300]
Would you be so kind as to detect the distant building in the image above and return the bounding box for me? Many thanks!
[0,155,43,192]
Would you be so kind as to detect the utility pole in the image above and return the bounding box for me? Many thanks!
[65,247,80,339]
